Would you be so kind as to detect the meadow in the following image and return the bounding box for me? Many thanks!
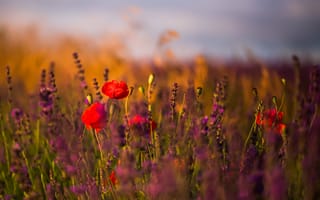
[0,27,319,199]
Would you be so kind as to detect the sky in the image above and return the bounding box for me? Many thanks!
[1,0,320,59]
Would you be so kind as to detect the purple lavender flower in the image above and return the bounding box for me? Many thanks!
[12,142,21,152]
[240,144,259,174]
[10,108,23,123]
[265,166,287,200]
[50,136,67,151]
[4,194,12,200]
[146,156,188,199]
[85,177,99,199]
[46,183,56,200]
[200,116,209,136]
[70,185,87,195]
[65,165,77,175]
[39,86,54,117]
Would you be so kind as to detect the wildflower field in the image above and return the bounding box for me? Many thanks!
[0,30,320,200]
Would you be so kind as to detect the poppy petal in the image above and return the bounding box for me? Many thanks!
[102,80,129,99]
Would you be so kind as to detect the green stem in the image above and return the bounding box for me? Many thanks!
[242,120,256,156]
[124,96,130,146]
[22,151,35,189]
[278,90,285,112]
[1,130,10,172]
[93,130,117,200]
[40,173,48,200]
[147,80,156,161]
[309,105,318,130]
[177,93,186,128]
[34,120,40,156]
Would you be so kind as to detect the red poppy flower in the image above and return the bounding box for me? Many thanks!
[255,108,285,134]
[129,114,157,130]
[81,102,107,132]
[256,112,263,125]
[109,170,117,185]
[101,80,129,99]
[264,108,283,127]
[276,123,286,134]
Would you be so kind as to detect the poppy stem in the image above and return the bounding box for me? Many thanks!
[279,79,286,112]
[242,100,264,156]
[93,130,117,199]
[93,131,105,193]
[242,120,255,157]
[309,105,318,130]
[147,75,155,160]
[124,96,130,146]
[94,130,103,158]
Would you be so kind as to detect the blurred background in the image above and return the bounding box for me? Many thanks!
[0,0,320,95]
[1,0,320,60]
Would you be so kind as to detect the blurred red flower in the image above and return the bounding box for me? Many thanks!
[81,102,107,132]
[256,108,285,134]
[109,170,117,185]
[256,112,263,125]
[276,123,286,134]
[129,114,157,130]
[102,80,129,99]
[264,108,283,127]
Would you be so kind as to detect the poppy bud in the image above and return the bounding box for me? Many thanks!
[148,73,155,85]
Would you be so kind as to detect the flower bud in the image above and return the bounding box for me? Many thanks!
[148,73,155,85]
